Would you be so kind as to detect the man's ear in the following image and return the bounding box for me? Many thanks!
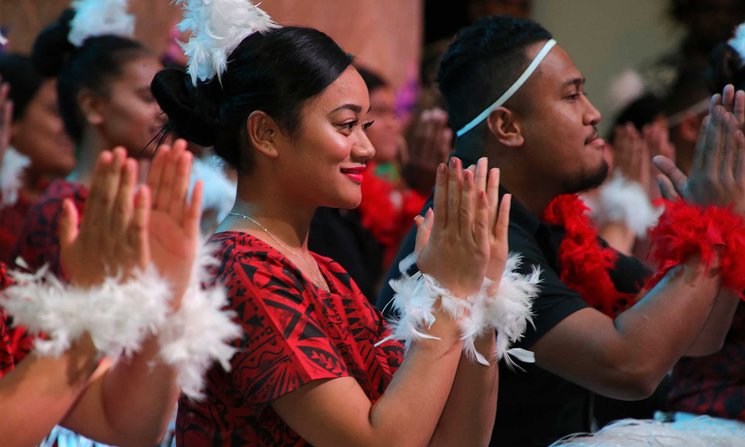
[486,107,524,147]
[246,110,281,158]
[77,89,104,126]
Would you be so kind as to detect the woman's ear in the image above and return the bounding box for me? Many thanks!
[486,107,524,147]
[77,89,104,126]
[246,111,281,158]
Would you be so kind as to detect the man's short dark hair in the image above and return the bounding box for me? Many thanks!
[437,16,552,132]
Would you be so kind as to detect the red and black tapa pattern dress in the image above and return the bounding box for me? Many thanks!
[177,232,404,446]
[12,179,88,275]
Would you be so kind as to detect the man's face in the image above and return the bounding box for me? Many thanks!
[511,42,608,194]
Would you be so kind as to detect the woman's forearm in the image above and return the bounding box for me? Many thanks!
[0,337,99,447]
[429,332,499,447]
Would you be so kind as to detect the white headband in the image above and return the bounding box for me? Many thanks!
[67,0,135,47]
[456,39,557,138]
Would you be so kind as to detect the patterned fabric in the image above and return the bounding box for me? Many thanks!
[0,262,35,378]
[177,232,404,446]
[0,193,33,265]
[12,179,88,276]
[668,305,745,421]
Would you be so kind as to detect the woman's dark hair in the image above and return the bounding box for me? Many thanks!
[152,26,353,172]
[0,54,44,121]
[708,42,745,93]
[31,8,150,144]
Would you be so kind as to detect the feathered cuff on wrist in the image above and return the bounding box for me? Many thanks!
[586,171,661,237]
[646,199,745,296]
[378,253,542,367]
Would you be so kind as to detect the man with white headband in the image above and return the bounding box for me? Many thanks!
[378,16,745,446]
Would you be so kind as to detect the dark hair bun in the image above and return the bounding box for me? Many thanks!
[31,8,77,77]
[151,68,220,147]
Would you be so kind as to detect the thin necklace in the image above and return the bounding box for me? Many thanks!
[228,211,330,292]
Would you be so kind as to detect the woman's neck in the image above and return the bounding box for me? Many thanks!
[216,176,315,250]
[66,132,107,186]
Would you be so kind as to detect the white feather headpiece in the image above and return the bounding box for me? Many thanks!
[728,22,745,67]
[175,0,280,85]
[67,0,135,47]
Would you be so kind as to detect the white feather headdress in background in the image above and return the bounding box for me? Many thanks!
[176,0,280,85]
[67,0,135,47]
[729,22,745,67]
[0,30,7,46]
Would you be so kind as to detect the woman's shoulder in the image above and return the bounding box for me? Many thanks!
[208,231,303,289]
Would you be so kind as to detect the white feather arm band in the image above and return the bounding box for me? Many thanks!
[585,171,661,237]
[1,147,31,208]
[157,240,242,400]
[3,261,170,359]
[376,253,470,350]
[68,0,135,47]
[2,241,242,400]
[378,253,541,367]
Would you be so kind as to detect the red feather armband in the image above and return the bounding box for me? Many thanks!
[646,199,745,297]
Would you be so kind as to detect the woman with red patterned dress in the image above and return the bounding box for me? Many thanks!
[150,2,533,446]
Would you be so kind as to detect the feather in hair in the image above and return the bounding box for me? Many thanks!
[728,23,745,66]
[175,0,280,85]
[68,0,135,47]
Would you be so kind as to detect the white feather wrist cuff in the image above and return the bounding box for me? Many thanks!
[4,263,170,359]
[378,253,541,367]
[586,171,661,237]
[157,242,241,400]
[2,242,242,400]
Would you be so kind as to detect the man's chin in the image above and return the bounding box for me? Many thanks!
[563,161,609,194]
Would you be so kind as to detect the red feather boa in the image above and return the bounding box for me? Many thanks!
[646,200,745,297]
[543,194,635,317]
[544,194,745,318]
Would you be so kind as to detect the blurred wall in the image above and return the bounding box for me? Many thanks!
[533,0,683,134]
[0,0,421,90]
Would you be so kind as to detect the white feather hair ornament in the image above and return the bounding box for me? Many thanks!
[175,0,280,85]
[67,0,135,47]
[728,22,745,67]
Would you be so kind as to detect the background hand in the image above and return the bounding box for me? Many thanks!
[60,148,151,287]
[146,139,203,307]
[653,104,745,215]
[400,108,452,195]
[613,123,651,192]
